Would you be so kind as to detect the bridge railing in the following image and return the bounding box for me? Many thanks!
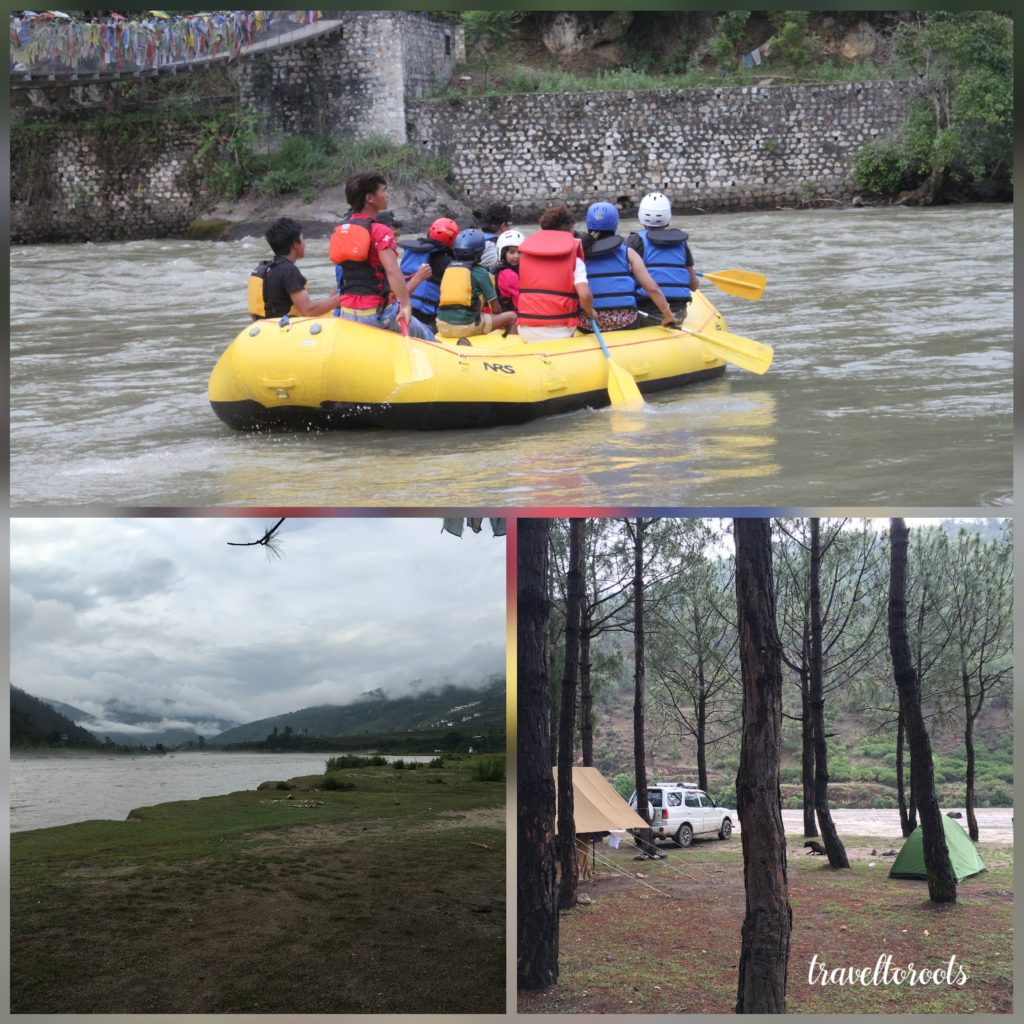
[9,10,338,80]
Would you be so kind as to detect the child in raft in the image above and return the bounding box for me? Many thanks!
[434,228,518,338]
[492,229,524,312]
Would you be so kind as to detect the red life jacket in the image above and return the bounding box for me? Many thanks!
[517,230,583,328]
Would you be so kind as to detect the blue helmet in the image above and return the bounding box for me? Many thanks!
[586,201,619,232]
[453,227,486,261]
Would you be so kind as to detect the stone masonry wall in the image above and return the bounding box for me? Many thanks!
[11,77,913,243]
[237,11,461,145]
[407,80,914,214]
[10,124,208,243]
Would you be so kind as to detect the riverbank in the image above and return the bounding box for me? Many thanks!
[10,757,505,1013]
[192,165,476,241]
[520,834,1013,1014]
[189,180,911,242]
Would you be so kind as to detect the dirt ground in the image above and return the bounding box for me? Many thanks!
[519,831,1013,1015]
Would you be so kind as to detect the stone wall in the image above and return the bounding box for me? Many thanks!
[11,77,914,244]
[237,11,462,145]
[407,80,915,214]
[10,123,209,244]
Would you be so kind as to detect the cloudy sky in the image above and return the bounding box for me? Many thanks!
[10,517,506,735]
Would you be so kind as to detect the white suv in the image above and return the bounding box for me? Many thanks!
[630,781,735,847]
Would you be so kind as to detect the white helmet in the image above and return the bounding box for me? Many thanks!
[495,228,525,258]
[638,192,672,228]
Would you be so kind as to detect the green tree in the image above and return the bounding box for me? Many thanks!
[891,12,1012,203]
[767,11,819,78]
[933,527,1013,839]
[648,524,741,794]
[709,10,751,66]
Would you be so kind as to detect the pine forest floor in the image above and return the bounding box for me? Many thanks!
[11,758,505,1013]
[518,831,1012,1014]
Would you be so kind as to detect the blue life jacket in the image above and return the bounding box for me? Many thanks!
[634,228,692,303]
[333,263,345,316]
[584,235,637,310]
[399,238,447,320]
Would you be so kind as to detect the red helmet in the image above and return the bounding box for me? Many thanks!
[428,217,459,247]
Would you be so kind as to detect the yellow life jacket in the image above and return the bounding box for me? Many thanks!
[248,259,299,319]
[438,260,477,314]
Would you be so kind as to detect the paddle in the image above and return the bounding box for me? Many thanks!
[636,311,773,376]
[697,269,767,301]
[393,315,433,386]
[590,321,645,411]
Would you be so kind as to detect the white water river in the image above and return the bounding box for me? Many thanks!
[9,206,1012,507]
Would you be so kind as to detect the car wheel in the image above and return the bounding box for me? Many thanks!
[719,817,732,840]
[674,823,693,848]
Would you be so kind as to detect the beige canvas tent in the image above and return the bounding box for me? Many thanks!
[553,766,648,833]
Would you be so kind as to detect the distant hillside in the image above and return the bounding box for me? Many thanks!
[38,695,93,721]
[38,696,239,747]
[11,686,97,746]
[208,676,505,746]
[589,669,1012,810]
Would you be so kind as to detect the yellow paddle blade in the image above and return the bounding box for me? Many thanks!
[393,342,434,385]
[700,269,768,301]
[681,324,773,376]
[606,358,645,410]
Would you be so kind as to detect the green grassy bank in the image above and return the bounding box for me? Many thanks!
[11,756,505,1013]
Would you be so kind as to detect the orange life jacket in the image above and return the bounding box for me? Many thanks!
[516,230,583,328]
[329,213,387,298]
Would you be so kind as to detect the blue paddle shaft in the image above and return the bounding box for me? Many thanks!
[591,321,612,359]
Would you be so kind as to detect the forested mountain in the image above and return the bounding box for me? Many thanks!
[209,675,505,745]
[11,686,98,746]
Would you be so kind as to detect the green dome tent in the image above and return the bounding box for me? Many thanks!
[889,815,987,882]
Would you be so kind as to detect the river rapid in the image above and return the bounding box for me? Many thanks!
[9,205,1011,508]
[9,750,431,832]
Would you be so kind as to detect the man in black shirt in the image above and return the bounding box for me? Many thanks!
[260,217,341,319]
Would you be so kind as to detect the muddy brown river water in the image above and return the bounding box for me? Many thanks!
[9,206,1011,508]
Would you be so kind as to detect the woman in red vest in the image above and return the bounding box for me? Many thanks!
[516,205,597,342]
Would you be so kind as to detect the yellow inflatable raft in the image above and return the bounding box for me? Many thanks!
[209,290,756,431]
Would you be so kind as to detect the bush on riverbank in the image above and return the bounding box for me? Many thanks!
[471,757,506,783]
[319,773,356,791]
[198,118,453,202]
[325,754,388,770]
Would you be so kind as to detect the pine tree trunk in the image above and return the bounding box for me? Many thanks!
[579,609,594,767]
[809,519,849,868]
[734,518,791,1014]
[896,713,914,838]
[888,518,957,904]
[517,519,559,990]
[632,519,655,856]
[696,683,709,795]
[963,666,979,841]
[557,519,584,909]
[800,663,817,837]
